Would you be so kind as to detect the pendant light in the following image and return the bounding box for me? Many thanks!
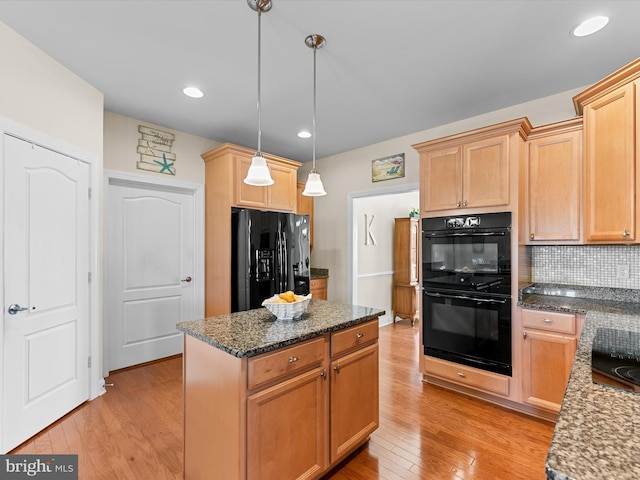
[302,34,327,196]
[244,0,274,186]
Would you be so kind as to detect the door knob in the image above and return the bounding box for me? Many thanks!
[8,304,35,315]
[181,276,192,283]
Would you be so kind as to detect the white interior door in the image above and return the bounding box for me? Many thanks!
[105,176,198,372]
[3,134,90,452]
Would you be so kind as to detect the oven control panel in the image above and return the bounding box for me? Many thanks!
[445,216,480,229]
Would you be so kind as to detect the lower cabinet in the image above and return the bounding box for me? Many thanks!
[520,308,583,414]
[310,277,328,300]
[184,320,379,480]
[247,367,327,480]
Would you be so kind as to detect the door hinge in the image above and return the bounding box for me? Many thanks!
[88,356,92,368]
[88,272,92,283]
[88,187,92,199]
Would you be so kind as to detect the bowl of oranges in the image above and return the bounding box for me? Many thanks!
[262,291,312,320]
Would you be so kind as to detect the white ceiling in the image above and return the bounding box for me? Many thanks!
[1,1,639,161]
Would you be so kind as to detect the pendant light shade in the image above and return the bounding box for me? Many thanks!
[244,0,274,186]
[302,34,327,197]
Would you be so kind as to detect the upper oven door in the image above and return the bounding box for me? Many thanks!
[422,214,511,295]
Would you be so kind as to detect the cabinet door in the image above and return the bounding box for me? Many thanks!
[521,329,576,413]
[583,82,636,242]
[527,130,582,242]
[309,278,327,300]
[421,147,462,212]
[235,154,269,209]
[247,367,327,480]
[330,343,378,462]
[462,135,510,208]
[267,161,297,212]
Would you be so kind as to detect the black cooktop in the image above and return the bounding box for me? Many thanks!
[592,328,640,393]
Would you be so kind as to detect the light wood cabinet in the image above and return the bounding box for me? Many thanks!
[310,277,327,300]
[413,118,531,213]
[247,366,327,480]
[520,309,583,414]
[296,181,314,246]
[392,217,419,325]
[201,143,301,316]
[524,118,583,244]
[184,319,379,480]
[573,59,640,243]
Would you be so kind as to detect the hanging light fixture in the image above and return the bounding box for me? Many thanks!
[302,34,327,196]
[244,0,274,186]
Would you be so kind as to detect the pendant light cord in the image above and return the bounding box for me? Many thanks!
[312,44,317,172]
[256,8,262,156]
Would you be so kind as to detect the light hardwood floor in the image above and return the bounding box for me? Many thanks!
[11,321,554,479]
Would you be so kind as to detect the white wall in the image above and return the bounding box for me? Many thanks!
[104,111,221,184]
[354,190,419,325]
[0,22,103,157]
[300,88,585,304]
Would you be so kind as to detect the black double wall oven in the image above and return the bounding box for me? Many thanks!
[422,212,512,376]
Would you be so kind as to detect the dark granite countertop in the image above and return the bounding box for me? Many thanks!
[177,299,383,358]
[310,267,329,279]
[518,284,640,480]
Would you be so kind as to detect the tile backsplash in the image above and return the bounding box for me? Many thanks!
[531,245,640,290]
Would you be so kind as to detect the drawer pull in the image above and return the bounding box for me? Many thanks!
[320,369,327,380]
[543,318,552,323]
[334,364,341,374]
[288,356,300,363]
[457,372,466,378]
[356,333,365,339]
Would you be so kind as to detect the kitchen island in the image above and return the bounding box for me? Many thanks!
[177,299,384,480]
[519,285,640,480]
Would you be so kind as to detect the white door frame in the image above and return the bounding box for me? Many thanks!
[103,169,204,375]
[0,116,104,450]
[347,182,420,305]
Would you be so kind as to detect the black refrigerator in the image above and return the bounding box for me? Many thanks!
[231,207,311,312]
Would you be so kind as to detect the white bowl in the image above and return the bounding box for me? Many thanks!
[262,293,312,320]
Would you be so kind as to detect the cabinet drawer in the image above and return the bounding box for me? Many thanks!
[424,356,509,397]
[331,320,378,358]
[521,309,576,335]
[248,336,327,390]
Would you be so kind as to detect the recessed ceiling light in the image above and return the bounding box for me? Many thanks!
[572,15,609,37]
[298,130,312,139]
[183,86,204,98]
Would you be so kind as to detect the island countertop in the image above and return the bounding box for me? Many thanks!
[518,284,640,480]
[176,299,384,358]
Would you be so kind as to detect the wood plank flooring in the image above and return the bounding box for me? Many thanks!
[10,321,554,479]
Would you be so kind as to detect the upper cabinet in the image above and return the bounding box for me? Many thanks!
[573,58,640,244]
[413,118,531,214]
[232,148,299,212]
[524,118,583,244]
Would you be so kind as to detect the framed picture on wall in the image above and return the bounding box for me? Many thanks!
[371,153,404,182]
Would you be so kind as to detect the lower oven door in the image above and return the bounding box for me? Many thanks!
[422,288,512,376]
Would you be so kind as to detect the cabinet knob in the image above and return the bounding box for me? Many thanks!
[543,318,552,324]
[623,229,629,239]
[355,333,365,339]
[456,201,461,208]
[320,369,327,380]
[462,200,467,208]
[457,372,466,378]
[288,356,300,363]
[523,331,527,339]
[334,364,341,374]
[530,233,535,241]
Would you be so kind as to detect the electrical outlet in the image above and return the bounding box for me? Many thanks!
[616,264,630,279]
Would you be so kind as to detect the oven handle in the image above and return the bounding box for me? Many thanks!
[423,291,508,304]
[425,231,506,238]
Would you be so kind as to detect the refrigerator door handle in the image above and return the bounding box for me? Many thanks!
[281,231,288,291]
